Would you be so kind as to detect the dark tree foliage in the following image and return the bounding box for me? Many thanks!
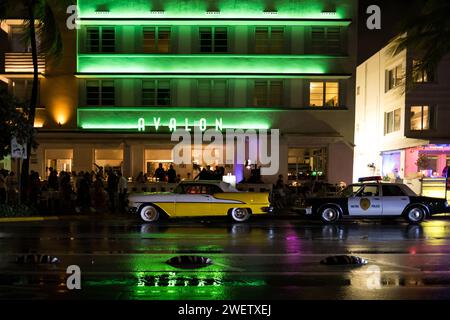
[0,90,36,159]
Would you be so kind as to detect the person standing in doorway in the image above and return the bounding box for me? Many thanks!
[154,163,167,182]
[167,165,177,183]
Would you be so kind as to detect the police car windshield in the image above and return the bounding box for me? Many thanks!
[339,184,363,197]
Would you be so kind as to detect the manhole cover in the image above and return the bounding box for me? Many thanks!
[166,256,213,269]
[320,255,368,266]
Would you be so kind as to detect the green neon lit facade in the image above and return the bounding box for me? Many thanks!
[78,0,348,20]
[77,54,341,75]
[78,107,273,131]
[75,0,355,132]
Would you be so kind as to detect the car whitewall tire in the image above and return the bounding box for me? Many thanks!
[406,206,426,224]
[231,208,251,223]
[320,206,341,224]
[139,205,160,222]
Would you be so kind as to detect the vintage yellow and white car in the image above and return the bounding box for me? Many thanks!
[128,181,273,223]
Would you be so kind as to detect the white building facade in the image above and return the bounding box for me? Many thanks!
[354,39,450,197]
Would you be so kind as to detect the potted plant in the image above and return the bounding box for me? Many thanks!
[415,154,430,177]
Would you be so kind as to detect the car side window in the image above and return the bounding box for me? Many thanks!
[357,185,380,197]
[185,185,203,194]
[382,185,405,197]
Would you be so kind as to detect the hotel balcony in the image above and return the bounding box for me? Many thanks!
[76,54,352,79]
[3,52,46,76]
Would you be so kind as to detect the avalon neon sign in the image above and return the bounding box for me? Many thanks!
[138,117,224,132]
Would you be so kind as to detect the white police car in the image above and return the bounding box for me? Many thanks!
[304,176,450,224]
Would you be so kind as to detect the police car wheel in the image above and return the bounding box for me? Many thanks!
[139,205,160,222]
[230,208,251,223]
[320,206,341,224]
[406,206,425,224]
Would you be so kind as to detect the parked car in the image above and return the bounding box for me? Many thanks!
[303,176,450,224]
[128,181,273,223]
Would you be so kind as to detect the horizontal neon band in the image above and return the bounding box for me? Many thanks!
[77,18,352,26]
[77,107,273,131]
[74,73,351,79]
[77,54,349,75]
[78,0,349,20]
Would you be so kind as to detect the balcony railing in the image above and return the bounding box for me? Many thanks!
[5,52,45,73]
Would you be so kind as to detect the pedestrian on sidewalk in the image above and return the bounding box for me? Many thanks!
[118,172,128,213]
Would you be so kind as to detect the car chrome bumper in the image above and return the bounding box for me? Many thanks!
[262,206,275,213]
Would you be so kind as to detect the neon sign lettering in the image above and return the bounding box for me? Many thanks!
[137,117,223,132]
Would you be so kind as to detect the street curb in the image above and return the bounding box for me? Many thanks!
[0,215,90,223]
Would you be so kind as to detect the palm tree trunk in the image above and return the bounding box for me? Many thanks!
[21,0,38,202]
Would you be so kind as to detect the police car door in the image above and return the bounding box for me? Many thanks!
[381,184,410,216]
[348,184,383,216]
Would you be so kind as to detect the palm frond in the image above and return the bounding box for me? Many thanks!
[391,0,450,76]
[35,1,63,59]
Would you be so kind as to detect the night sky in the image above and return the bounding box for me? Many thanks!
[358,0,412,64]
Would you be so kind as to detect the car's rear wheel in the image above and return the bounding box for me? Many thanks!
[320,206,341,224]
[405,206,426,224]
[139,204,160,222]
[230,208,251,223]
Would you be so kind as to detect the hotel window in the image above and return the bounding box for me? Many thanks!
[384,108,401,135]
[413,60,432,83]
[197,80,227,106]
[143,27,171,53]
[386,65,403,91]
[254,80,283,107]
[310,27,342,54]
[410,105,432,131]
[309,81,339,107]
[142,80,171,106]
[87,27,115,53]
[199,27,228,53]
[255,27,284,54]
[86,80,115,105]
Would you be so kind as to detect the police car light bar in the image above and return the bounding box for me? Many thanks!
[358,176,383,183]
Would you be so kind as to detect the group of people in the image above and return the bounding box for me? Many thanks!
[136,164,227,183]
[134,164,181,184]
[74,167,129,214]
[0,166,129,214]
[194,165,226,181]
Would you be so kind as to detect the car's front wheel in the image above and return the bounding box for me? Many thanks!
[139,204,160,222]
[230,208,251,223]
[405,206,426,224]
[320,206,341,224]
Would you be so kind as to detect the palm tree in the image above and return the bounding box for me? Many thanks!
[1,0,72,198]
[392,0,450,81]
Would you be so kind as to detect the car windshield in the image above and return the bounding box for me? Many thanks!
[172,183,225,195]
[339,184,363,197]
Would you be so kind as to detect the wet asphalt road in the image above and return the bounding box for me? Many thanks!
[1,215,450,300]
